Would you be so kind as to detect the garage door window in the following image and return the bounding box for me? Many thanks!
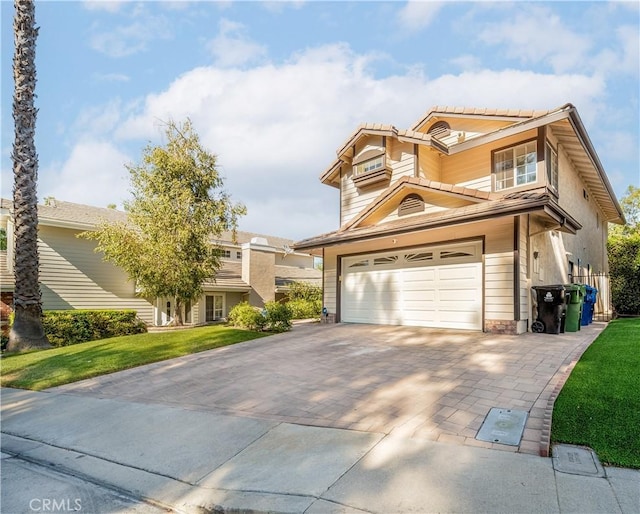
[405,252,433,263]
[441,249,474,259]
[374,255,398,266]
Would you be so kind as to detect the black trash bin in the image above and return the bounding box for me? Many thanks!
[532,285,567,334]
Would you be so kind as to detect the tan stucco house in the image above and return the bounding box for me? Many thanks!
[0,198,320,329]
[294,104,624,334]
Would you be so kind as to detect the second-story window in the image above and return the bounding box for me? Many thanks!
[494,141,537,191]
[354,155,384,177]
[546,142,559,192]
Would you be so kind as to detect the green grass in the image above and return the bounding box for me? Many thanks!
[0,325,268,391]
[551,318,640,468]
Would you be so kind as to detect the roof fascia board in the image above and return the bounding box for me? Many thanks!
[566,109,625,222]
[36,218,99,231]
[336,127,397,158]
[294,197,571,251]
[412,112,537,132]
[398,134,449,154]
[447,109,570,155]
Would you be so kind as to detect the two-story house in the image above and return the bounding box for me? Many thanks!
[0,198,321,330]
[294,104,624,334]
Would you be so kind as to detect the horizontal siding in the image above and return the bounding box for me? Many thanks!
[342,139,417,226]
[519,216,529,321]
[440,129,538,190]
[341,171,380,224]
[485,251,513,320]
[38,226,154,324]
[418,146,441,181]
[324,260,337,313]
[441,144,491,189]
[389,140,416,179]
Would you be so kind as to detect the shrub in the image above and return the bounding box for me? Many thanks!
[262,301,292,333]
[227,302,265,331]
[286,298,322,319]
[608,233,640,315]
[287,282,322,303]
[42,310,147,347]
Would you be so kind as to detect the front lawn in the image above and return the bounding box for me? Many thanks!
[0,325,268,391]
[551,318,640,468]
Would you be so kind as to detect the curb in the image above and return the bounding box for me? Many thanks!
[538,326,605,457]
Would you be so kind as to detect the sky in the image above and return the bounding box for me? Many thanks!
[1,1,639,242]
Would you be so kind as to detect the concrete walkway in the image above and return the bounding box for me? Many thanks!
[2,387,638,513]
[2,322,638,513]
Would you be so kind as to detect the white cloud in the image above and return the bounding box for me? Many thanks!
[92,72,130,82]
[207,19,268,68]
[89,9,172,58]
[397,1,445,32]
[39,140,132,209]
[82,0,127,13]
[449,54,482,72]
[477,6,592,74]
[49,43,608,239]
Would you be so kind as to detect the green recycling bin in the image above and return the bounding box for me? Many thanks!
[564,284,584,332]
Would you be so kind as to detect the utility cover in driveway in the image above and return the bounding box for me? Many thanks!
[476,408,528,446]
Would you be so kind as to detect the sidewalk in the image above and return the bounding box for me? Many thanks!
[2,388,638,514]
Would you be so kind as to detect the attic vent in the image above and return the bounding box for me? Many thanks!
[427,121,451,138]
[398,194,424,216]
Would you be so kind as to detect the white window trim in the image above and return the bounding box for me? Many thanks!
[546,142,559,193]
[494,141,537,192]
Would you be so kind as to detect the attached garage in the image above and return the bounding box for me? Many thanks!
[341,241,483,330]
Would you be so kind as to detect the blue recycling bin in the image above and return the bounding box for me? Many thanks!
[581,286,597,326]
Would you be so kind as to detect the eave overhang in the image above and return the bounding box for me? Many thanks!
[293,193,581,252]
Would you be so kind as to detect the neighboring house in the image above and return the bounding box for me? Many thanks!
[293,104,624,334]
[0,197,321,327]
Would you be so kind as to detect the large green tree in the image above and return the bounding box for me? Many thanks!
[8,0,50,351]
[83,119,245,325]
[608,185,640,316]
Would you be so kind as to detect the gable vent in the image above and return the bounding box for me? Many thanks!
[398,194,425,216]
[427,121,451,138]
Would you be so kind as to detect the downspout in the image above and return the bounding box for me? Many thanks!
[513,216,521,323]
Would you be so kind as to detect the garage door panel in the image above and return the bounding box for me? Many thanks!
[438,265,479,281]
[403,290,436,302]
[342,242,482,330]
[438,289,479,302]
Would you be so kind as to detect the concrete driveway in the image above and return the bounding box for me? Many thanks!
[53,322,605,455]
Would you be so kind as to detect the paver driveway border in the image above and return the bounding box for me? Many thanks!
[52,321,606,457]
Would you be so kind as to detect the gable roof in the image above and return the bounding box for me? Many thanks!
[340,176,493,232]
[411,105,563,132]
[294,192,581,251]
[317,104,624,224]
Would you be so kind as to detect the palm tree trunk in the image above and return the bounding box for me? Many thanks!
[8,0,50,351]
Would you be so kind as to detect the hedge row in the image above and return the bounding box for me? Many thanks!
[42,310,147,347]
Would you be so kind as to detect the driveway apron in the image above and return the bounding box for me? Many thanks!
[52,322,605,455]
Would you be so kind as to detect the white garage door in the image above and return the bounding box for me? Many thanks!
[342,241,483,330]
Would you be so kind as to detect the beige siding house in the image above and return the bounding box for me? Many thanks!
[0,198,320,327]
[294,104,624,334]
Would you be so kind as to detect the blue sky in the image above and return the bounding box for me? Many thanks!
[1,1,638,241]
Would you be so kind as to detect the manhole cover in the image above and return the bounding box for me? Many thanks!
[476,408,528,446]
[552,444,605,477]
